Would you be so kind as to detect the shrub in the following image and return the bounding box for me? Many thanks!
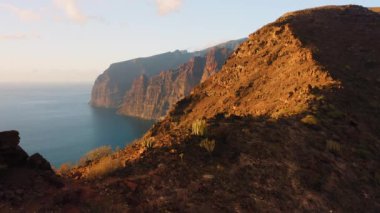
[142,137,155,150]
[356,148,372,159]
[301,115,319,125]
[326,140,341,154]
[200,138,216,154]
[58,163,73,176]
[85,156,122,179]
[192,119,207,136]
[79,146,113,166]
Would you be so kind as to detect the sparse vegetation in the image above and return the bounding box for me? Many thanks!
[58,163,73,176]
[85,156,122,179]
[142,137,155,150]
[200,138,216,154]
[301,114,319,125]
[79,146,113,166]
[327,108,345,119]
[356,146,373,159]
[192,119,207,136]
[326,140,341,154]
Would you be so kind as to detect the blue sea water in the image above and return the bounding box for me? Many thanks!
[0,83,154,167]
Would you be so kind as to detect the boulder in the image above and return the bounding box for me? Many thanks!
[0,145,28,167]
[0,130,28,167]
[0,130,20,149]
[27,153,52,171]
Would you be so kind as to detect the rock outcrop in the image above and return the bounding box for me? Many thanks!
[27,153,52,171]
[0,131,28,168]
[0,130,52,170]
[118,47,233,119]
[0,131,65,210]
[90,39,245,118]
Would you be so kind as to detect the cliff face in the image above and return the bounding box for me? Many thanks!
[201,47,229,83]
[90,50,195,108]
[90,39,245,111]
[117,47,233,119]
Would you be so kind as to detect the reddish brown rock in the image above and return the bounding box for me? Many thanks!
[90,50,196,108]
[118,47,234,120]
[201,47,230,83]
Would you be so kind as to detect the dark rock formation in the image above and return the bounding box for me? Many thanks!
[0,131,65,211]
[0,130,20,149]
[27,153,52,171]
[0,130,52,171]
[0,131,28,167]
[117,47,234,119]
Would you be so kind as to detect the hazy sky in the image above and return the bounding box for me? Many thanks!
[0,0,378,83]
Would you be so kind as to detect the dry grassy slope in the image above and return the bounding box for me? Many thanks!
[120,5,380,211]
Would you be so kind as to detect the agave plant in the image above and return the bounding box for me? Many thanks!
[200,138,216,154]
[192,119,207,136]
[142,137,155,150]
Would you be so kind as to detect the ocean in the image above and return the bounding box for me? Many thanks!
[0,83,154,167]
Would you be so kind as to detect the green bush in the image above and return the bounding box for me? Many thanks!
[79,146,113,166]
[192,119,207,136]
